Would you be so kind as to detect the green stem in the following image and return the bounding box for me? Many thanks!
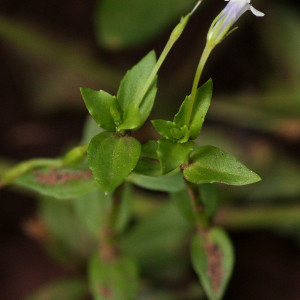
[99,186,123,262]
[135,14,191,107]
[186,42,213,127]
[185,181,209,231]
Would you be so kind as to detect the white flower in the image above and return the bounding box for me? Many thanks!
[207,0,264,45]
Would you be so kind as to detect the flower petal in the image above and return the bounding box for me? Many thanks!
[250,5,265,17]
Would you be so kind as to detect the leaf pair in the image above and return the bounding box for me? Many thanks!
[152,79,213,142]
[81,51,157,132]
[152,79,212,174]
[81,52,159,193]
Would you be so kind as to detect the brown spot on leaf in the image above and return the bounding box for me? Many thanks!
[35,169,92,185]
[205,241,224,293]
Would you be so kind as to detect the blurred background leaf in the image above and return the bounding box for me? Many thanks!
[95,0,197,50]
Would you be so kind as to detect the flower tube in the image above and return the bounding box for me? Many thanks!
[207,0,264,46]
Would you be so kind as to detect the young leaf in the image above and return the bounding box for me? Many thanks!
[191,227,234,300]
[174,79,213,139]
[117,102,143,131]
[26,278,88,300]
[80,88,118,131]
[157,139,194,174]
[117,51,157,127]
[88,132,141,193]
[183,145,261,186]
[15,165,98,200]
[151,120,182,141]
[88,253,139,300]
[127,172,185,193]
[74,190,112,238]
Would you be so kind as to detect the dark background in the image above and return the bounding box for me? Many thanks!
[1,0,300,299]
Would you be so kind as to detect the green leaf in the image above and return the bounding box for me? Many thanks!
[88,132,141,193]
[117,102,143,131]
[151,120,180,140]
[89,253,138,300]
[80,88,117,131]
[95,0,196,50]
[133,141,161,176]
[15,165,98,200]
[128,172,185,193]
[117,51,157,129]
[122,203,192,280]
[183,146,261,186]
[26,278,88,300]
[140,140,158,159]
[174,79,213,139]
[191,228,234,300]
[138,82,158,127]
[114,182,133,234]
[157,139,194,174]
[133,157,161,177]
[40,198,97,259]
[74,190,112,238]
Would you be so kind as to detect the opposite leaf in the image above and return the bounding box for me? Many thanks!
[88,132,141,193]
[157,139,194,174]
[174,79,213,139]
[184,145,261,186]
[80,88,118,131]
[89,253,138,300]
[191,227,234,300]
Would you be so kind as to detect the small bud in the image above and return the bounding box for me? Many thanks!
[170,14,191,42]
